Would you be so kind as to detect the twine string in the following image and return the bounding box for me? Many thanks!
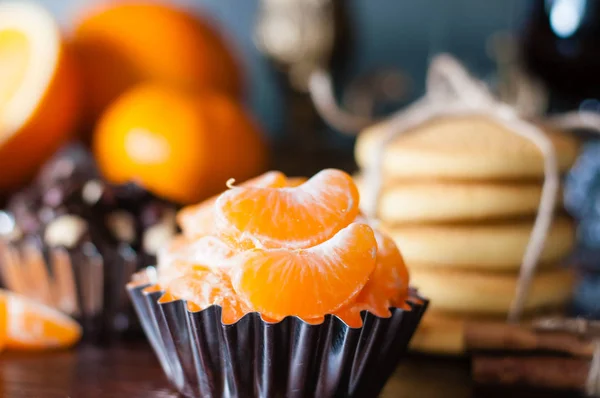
[309,53,600,323]
[361,54,559,323]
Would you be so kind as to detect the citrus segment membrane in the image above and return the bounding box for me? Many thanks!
[161,269,250,324]
[157,235,237,284]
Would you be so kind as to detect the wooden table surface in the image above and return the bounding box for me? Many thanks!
[0,339,582,398]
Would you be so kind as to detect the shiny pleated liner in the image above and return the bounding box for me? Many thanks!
[0,239,140,339]
[127,267,428,398]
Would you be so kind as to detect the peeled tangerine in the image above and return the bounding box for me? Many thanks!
[177,171,288,239]
[0,289,82,351]
[231,223,377,320]
[160,268,250,325]
[157,235,236,285]
[158,169,410,326]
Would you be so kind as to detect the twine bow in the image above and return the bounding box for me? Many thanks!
[310,53,600,323]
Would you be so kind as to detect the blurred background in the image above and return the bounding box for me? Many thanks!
[2,0,600,333]
[35,0,530,147]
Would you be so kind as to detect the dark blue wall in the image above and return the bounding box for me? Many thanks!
[39,0,527,142]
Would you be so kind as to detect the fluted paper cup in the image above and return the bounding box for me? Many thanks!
[128,267,428,398]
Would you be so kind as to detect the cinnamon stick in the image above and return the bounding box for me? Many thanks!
[473,356,589,391]
[465,321,595,358]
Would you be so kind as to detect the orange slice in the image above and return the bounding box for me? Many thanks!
[0,2,80,191]
[177,171,287,238]
[160,268,250,325]
[0,289,81,351]
[216,169,360,249]
[230,223,377,320]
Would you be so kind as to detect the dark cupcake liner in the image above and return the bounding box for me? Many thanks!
[0,239,142,341]
[128,267,428,398]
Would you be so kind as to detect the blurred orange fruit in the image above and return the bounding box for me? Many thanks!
[93,83,267,204]
[0,2,80,191]
[177,171,287,238]
[215,169,360,250]
[0,289,82,351]
[230,223,377,320]
[72,2,242,121]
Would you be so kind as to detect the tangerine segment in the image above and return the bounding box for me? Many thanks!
[157,235,237,284]
[285,176,307,187]
[231,223,377,320]
[370,229,410,301]
[161,269,250,325]
[334,298,392,329]
[177,171,287,238]
[353,214,410,301]
[0,289,81,350]
[216,169,360,249]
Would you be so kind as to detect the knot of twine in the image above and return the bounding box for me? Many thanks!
[310,53,600,323]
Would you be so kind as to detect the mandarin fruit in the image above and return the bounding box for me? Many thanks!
[93,84,267,204]
[177,171,287,238]
[0,2,80,191]
[160,269,250,324]
[0,289,81,351]
[215,169,360,249]
[367,229,410,301]
[230,223,377,320]
[72,2,241,121]
[157,235,237,285]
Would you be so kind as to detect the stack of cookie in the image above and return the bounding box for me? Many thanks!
[354,115,579,355]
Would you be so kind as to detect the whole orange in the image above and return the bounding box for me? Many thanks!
[72,2,242,122]
[0,2,80,192]
[93,84,268,204]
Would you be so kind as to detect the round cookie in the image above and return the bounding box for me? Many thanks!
[410,311,465,355]
[409,311,557,355]
[384,217,575,270]
[355,177,562,223]
[355,115,579,180]
[410,267,575,315]
[409,311,468,355]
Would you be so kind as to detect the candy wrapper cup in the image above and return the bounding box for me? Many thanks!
[127,267,428,398]
[0,239,143,341]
